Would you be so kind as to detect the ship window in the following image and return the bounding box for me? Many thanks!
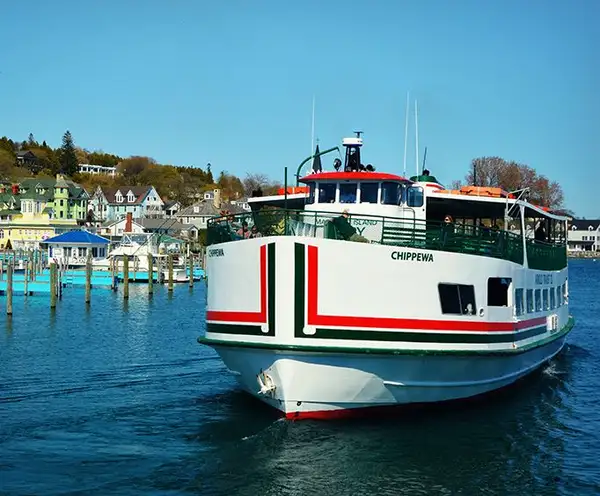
[488,277,511,306]
[550,287,556,309]
[407,186,424,207]
[381,182,402,205]
[307,183,315,204]
[542,288,549,310]
[526,289,534,313]
[534,289,542,312]
[339,183,357,203]
[360,183,378,203]
[438,283,476,315]
[557,286,563,306]
[318,183,336,203]
[515,288,524,316]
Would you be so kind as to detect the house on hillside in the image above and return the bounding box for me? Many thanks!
[175,200,245,229]
[89,185,164,223]
[78,164,117,176]
[15,150,40,173]
[567,219,600,252]
[0,174,89,249]
[100,217,145,237]
[137,218,198,240]
[164,200,181,217]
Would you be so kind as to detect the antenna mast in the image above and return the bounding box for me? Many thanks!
[415,99,419,175]
[311,95,315,155]
[403,91,410,177]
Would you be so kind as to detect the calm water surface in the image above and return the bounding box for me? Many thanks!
[1,262,599,495]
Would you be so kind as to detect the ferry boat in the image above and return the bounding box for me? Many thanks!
[198,133,574,420]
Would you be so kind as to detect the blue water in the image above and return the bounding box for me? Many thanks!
[0,262,599,495]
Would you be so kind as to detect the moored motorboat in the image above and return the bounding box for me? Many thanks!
[199,133,574,419]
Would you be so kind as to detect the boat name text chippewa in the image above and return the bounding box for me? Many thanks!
[391,251,434,262]
[208,248,225,257]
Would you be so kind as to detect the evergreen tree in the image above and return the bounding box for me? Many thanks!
[59,130,79,176]
[206,162,214,183]
[28,133,38,147]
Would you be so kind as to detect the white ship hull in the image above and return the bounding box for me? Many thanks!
[208,329,570,419]
[200,236,574,419]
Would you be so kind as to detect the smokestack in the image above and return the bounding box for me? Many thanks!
[125,212,132,233]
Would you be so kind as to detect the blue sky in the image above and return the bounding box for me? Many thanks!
[1,0,598,216]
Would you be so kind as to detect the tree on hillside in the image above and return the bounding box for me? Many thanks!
[28,147,61,175]
[117,156,155,182]
[59,130,79,176]
[75,147,89,165]
[206,163,214,184]
[27,133,38,147]
[88,151,122,167]
[0,149,15,177]
[458,157,565,210]
[217,171,245,200]
[0,137,15,156]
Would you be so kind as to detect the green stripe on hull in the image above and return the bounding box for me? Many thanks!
[267,243,276,335]
[311,325,547,344]
[200,317,575,357]
[206,323,267,336]
[294,242,305,337]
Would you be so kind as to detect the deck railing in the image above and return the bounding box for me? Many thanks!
[207,209,567,270]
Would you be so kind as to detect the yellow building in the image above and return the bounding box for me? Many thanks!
[0,175,88,250]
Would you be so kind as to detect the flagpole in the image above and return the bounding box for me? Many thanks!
[403,91,409,177]
[415,99,419,176]
[311,95,315,156]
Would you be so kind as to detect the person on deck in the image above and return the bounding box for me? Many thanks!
[331,210,369,243]
[534,223,546,242]
[441,215,455,246]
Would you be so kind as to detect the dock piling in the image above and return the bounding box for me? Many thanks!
[189,253,194,288]
[50,263,57,309]
[24,258,29,295]
[6,263,13,315]
[168,254,174,292]
[123,255,130,299]
[147,253,154,295]
[85,253,92,304]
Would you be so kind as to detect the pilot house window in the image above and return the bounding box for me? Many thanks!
[307,183,315,204]
[318,183,336,203]
[407,186,424,207]
[438,283,476,315]
[339,183,357,203]
[360,183,378,203]
[381,182,402,205]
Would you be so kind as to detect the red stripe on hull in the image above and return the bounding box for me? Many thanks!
[306,244,547,333]
[206,244,267,324]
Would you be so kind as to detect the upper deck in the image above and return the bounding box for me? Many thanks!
[216,134,567,271]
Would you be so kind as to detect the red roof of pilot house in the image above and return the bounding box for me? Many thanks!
[299,171,408,183]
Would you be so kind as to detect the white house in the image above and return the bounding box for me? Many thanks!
[89,185,164,223]
[45,230,110,266]
[164,200,181,217]
[100,217,145,237]
[78,164,117,176]
[567,219,600,252]
[175,201,221,229]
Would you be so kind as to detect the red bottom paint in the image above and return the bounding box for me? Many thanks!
[284,404,402,420]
